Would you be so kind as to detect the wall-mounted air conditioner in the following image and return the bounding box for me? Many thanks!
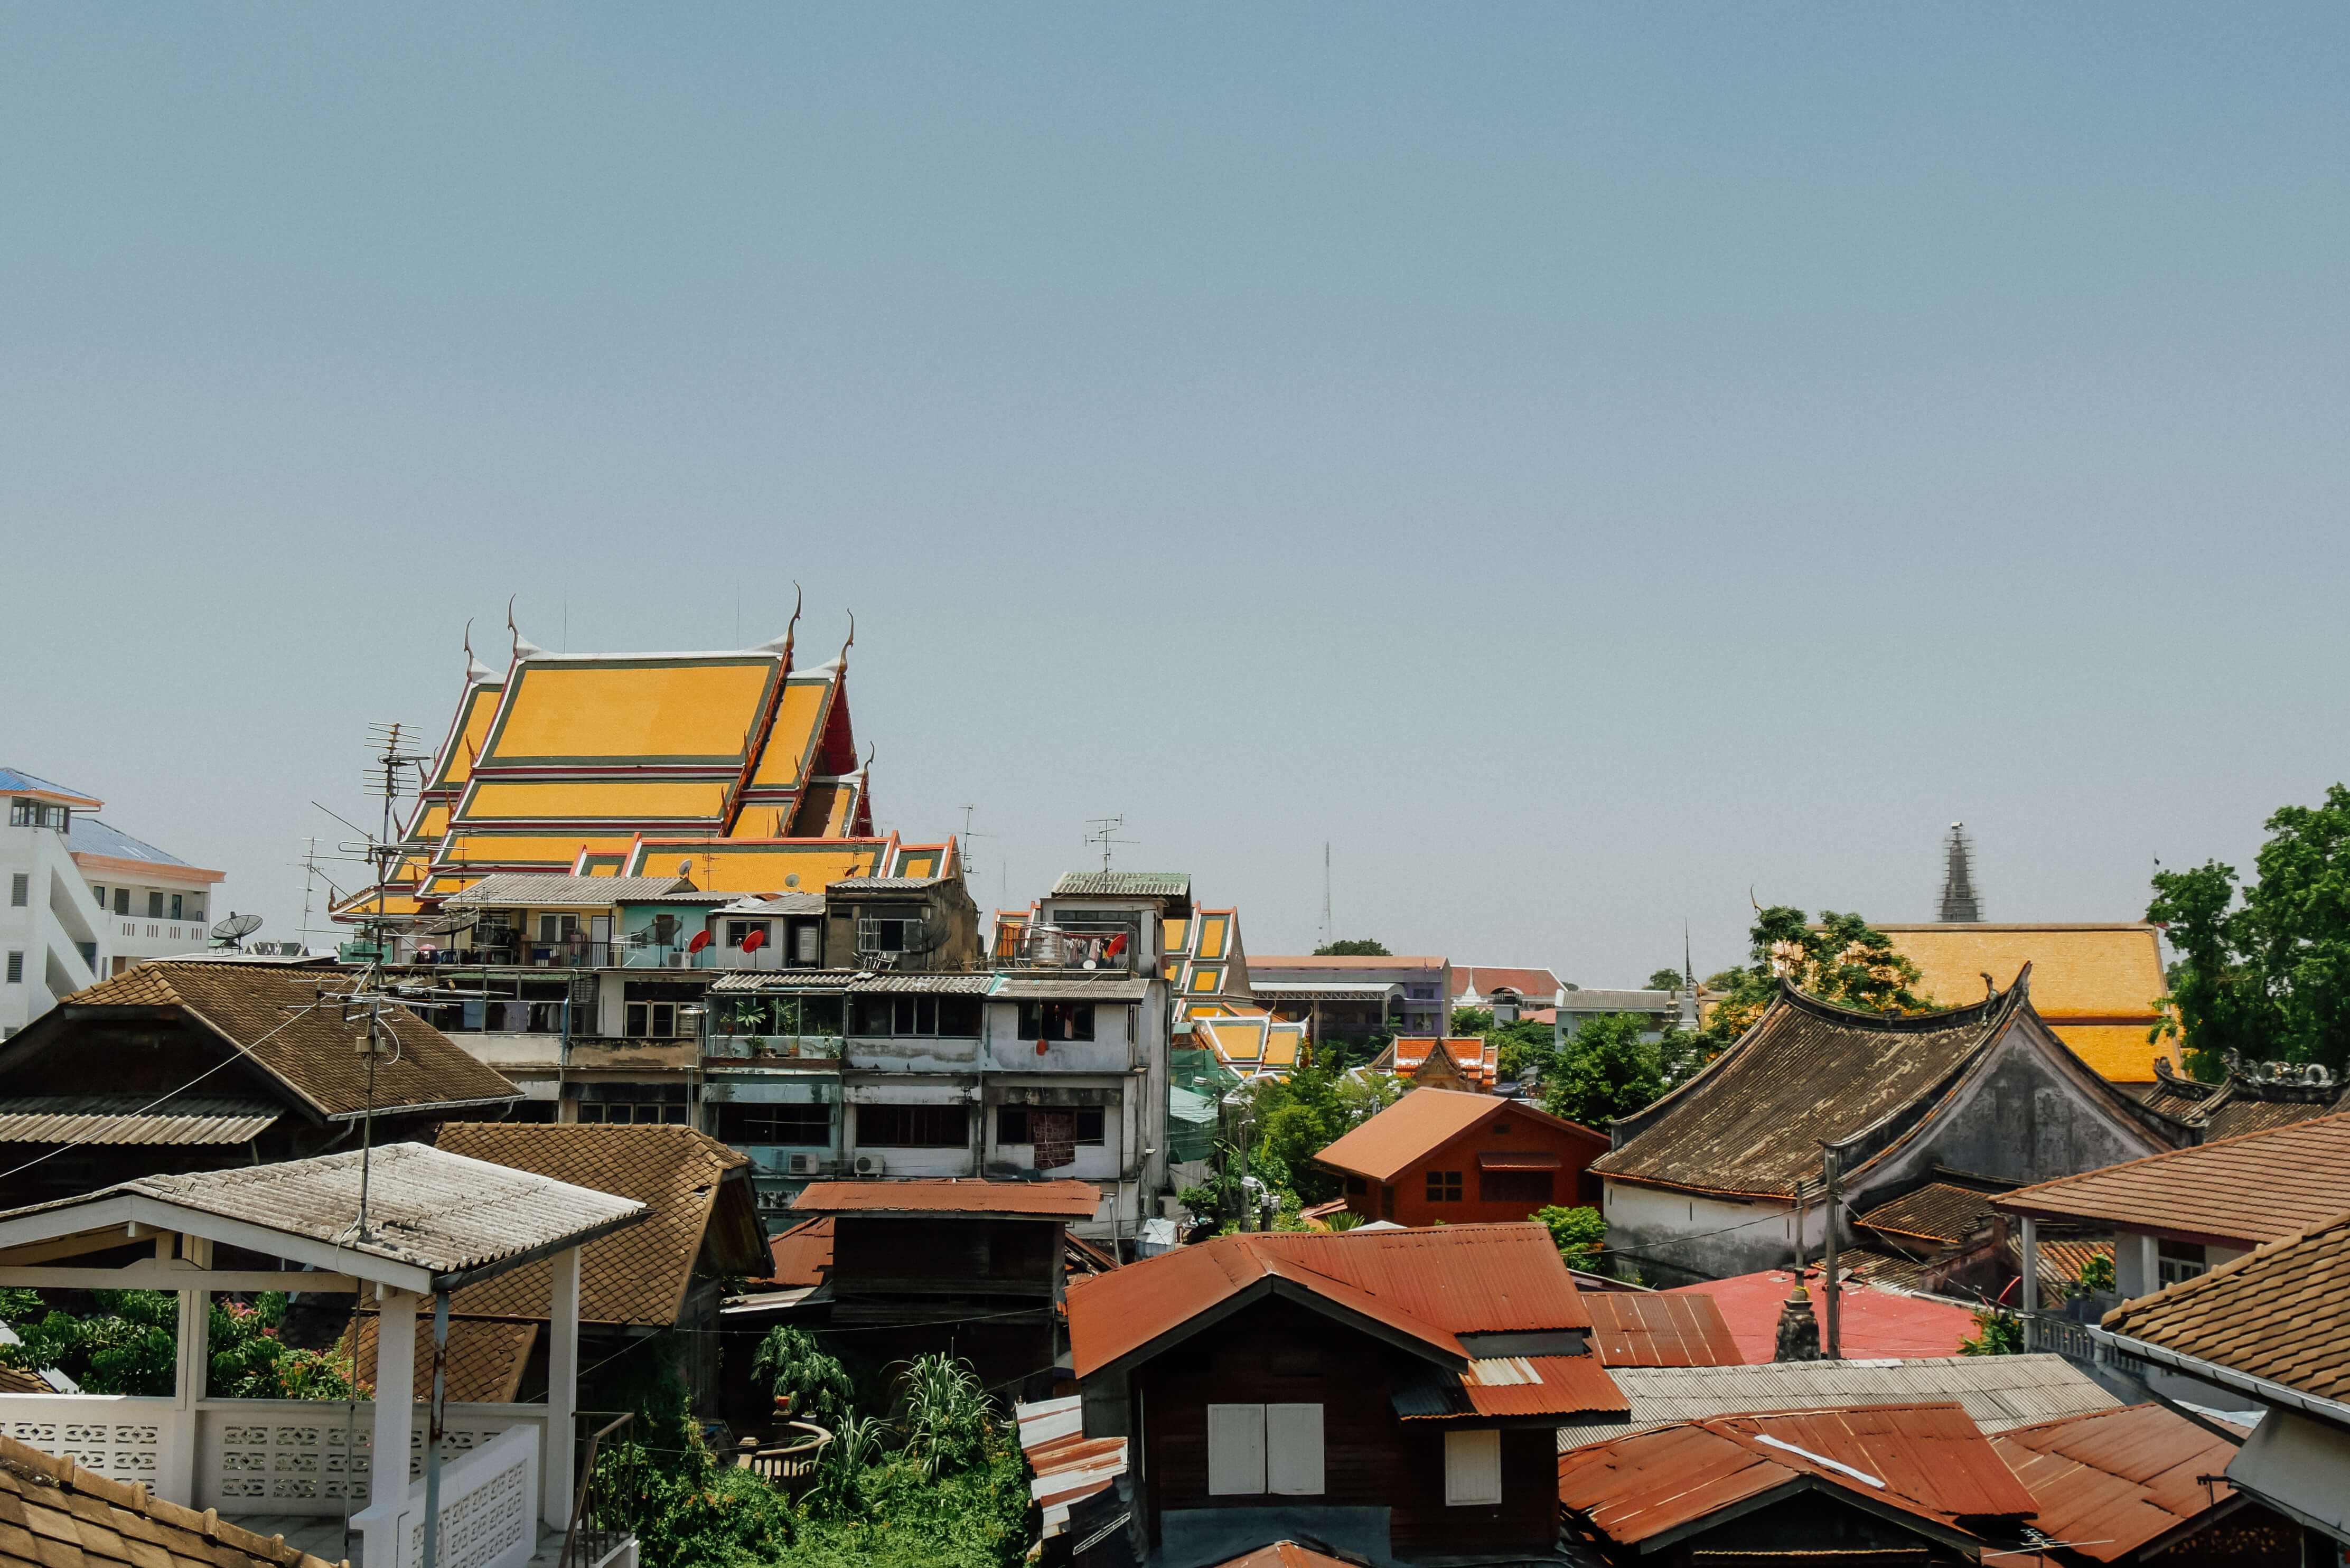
[787,1153,820,1176]
[854,1153,885,1177]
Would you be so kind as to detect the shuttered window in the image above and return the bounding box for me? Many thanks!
[1205,1404,1265,1495]
[1444,1429,1502,1506]
[1265,1404,1325,1495]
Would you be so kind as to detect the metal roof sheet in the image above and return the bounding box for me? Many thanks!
[846,973,995,994]
[0,1141,649,1285]
[0,767,100,805]
[1250,981,1403,1001]
[1583,1292,1744,1368]
[1997,1112,2350,1246]
[0,1095,278,1147]
[989,975,1153,1001]
[1048,872,1191,898]
[1552,1354,2119,1451]
[1990,1402,2244,1561]
[67,816,194,868]
[1668,1269,1982,1363]
[825,876,947,892]
[443,873,695,906]
[709,969,858,992]
[714,893,828,916]
[792,1178,1101,1218]
[1015,1394,1130,1539]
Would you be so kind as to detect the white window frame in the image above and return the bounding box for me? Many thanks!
[1206,1402,1324,1497]
[1265,1403,1325,1496]
[1444,1428,1502,1507]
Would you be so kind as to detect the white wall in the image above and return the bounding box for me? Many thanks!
[1604,1179,1806,1284]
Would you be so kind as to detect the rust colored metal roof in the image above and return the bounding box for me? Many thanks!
[1669,1268,1982,1363]
[1068,1221,1600,1379]
[1593,985,2016,1199]
[1583,1292,1744,1368]
[1392,1351,1630,1420]
[1990,1403,2244,1562]
[792,1177,1100,1218]
[1998,1112,2350,1247]
[1014,1394,1129,1539]
[2101,1208,2350,1403]
[759,1216,834,1287]
[1314,1088,1604,1182]
[1213,1545,1359,1568]
[1558,1402,2038,1549]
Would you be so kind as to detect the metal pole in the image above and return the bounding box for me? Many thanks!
[421,1290,450,1568]
[1822,1148,1842,1360]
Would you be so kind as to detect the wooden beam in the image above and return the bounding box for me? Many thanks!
[0,1229,149,1266]
[0,1264,361,1293]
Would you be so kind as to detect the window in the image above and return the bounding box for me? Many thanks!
[1479,1170,1553,1205]
[538,914,578,944]
[997,1106,1106,1145]
[8,800,68,829]
[1444,1429,1502,1506]
[852,993,981,1037]
[91,885,105,908]
[1017,1001,1096,1041]
[577,1101,686,1125]
[7,875,24,908]
[147,891,163,918]
[857,915,921,954]
[4,953,20,984]
[790,921,821,965]
[170,894,184,921]
[710,1102,831,1146]
[113,888,128,915]
[726,920,769,950]
[1344,1175,1366,1195]
[1205,1404,1323,1496]
[2157,1238,2207,1287]
[651,913,679,945]
[1426,1170,1463,1203]
[857,1104,968,1147]
[623,1001,680,1037]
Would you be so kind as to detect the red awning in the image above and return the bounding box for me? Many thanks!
[1478,1151,1562,1171]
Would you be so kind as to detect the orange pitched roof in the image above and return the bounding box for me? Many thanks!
[1583,1292,1744,1367]
[1068,1222,1599,1379]
[1455,966,1563,997]
[1990,1403,2244,1562]
[792,1178,1099,1218]
[1996,1112,2350,1246]
[1314,1088,1605,1183]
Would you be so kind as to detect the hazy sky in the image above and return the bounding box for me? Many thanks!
[6,6,2347,986]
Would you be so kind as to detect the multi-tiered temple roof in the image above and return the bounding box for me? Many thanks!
[338,611,952,920]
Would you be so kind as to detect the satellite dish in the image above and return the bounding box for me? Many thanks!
[422,910,479,937]
[210,912,264,950]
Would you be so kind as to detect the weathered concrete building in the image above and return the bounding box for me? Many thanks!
[1591,973,2178,1285]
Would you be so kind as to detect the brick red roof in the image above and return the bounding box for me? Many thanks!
[791,1178,1099,1218]
[1997,1113,2350,1247]
[1990,1403,2246,1562]
[1454,967,1562,998]
[760,1216,834,1287]
[1069,1222,1602,1383]
[1559,1403,2038,1548]
[2100,1208,2350,1402]
[1666,1268,1981,1362]
[1583,1292,1744,1367]
[1313,1088,1604,1184]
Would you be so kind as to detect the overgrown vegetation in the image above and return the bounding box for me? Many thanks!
[2150,784,2350,1079]
[1700,906,1934,1051]
[1957,1307,2025,1356]
[1535,1205,1606,1264]
[1313,938,1391,956]
[0,1289,364,1399]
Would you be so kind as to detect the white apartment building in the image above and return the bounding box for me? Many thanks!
[2,767,226,1037]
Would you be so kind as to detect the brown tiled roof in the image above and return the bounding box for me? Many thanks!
[1593,985,2017,1199]
[0,1368,51,1396]
[52,963,519,1119]
[1857,1182,2001,1245]
[434,1123,765,1327]
[1997,1113,2350,1246]
[1990,1403,2243,1562]
[346,1312,538,1404]
[0,1434,338,1568]
[2101,1209,2350,1403]
[2137,1063,2343,1141]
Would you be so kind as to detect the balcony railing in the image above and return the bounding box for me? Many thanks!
[991,924,1136,973]
[705,1034,845,1061]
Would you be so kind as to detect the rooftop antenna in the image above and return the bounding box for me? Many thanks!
[960,805,997,891]
[1938,822,1983,923]
[1085,815,1135,872]
[209,912,264,952]
[1321,842,1333,951]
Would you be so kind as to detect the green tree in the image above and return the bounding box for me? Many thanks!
[1645,969,1686,992]
[1314,939,1391,956]
[1958,1308,2025,1356]
[1450,1006,1494,1035]
[1701,907,1933,1051]
[751,1326,855,1429]
[1492,1018,1559,1083]
[1540,1013,1665,1126]
[1535,1205,1606,1264]
[2150,785,2350,1079]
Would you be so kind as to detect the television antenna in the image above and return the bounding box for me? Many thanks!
[209,912,264,951]
[1084,815,1135,872]
[421,910,479,937]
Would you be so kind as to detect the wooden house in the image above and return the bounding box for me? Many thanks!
[1313,1088,1609,1226]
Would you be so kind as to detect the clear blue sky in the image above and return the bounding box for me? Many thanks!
[6,6,2347,985]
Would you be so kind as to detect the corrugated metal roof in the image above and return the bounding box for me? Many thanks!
[1048,872,1191,898]
[443,874,694,907]
[709,969,858,992]
[1991,1402,2244,1561]
[5,1141,650,1284]
[1559,1403,2039,1548]
[1998,1112,2350,1245]
[825,876,946,893]
[0,1095,278,1147]
[1249,981,1403,1001]
[0,767,100,804]
[715,893,828,916]
[792,1178,1101,1218]
[1015,1394,1129,1539]
[846,973,995,994]
[1314,1087,1604,1184]
[1068,1222,1602,1378]
[1669,1269,1980,1363]
[1391,1353,1630,1420]
[67,817,193,868]
[1584,1292,1744,1368]
[989,975,1153,1001]
[1552,1354,2119,1451]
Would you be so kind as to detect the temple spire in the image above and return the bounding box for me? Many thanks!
[1939,822,1982,923]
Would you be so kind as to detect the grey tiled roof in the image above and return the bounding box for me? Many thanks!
[826,877,947,893]
[1049,872,1191,898]
[444,873,694,907]
[68,816,195,867]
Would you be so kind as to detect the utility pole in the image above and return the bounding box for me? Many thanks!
[1821,1145,1843,1359]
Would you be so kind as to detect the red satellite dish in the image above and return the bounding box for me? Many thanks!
[741,928,767,953]
[687,929,713,953]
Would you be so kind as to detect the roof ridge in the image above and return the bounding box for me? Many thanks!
[2006,1109,2350,1206]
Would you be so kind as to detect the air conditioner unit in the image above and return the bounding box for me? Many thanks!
[787,1153,819,1176]
[853,1154,885,1177]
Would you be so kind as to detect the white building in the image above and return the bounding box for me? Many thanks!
[2,767,226,1037]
